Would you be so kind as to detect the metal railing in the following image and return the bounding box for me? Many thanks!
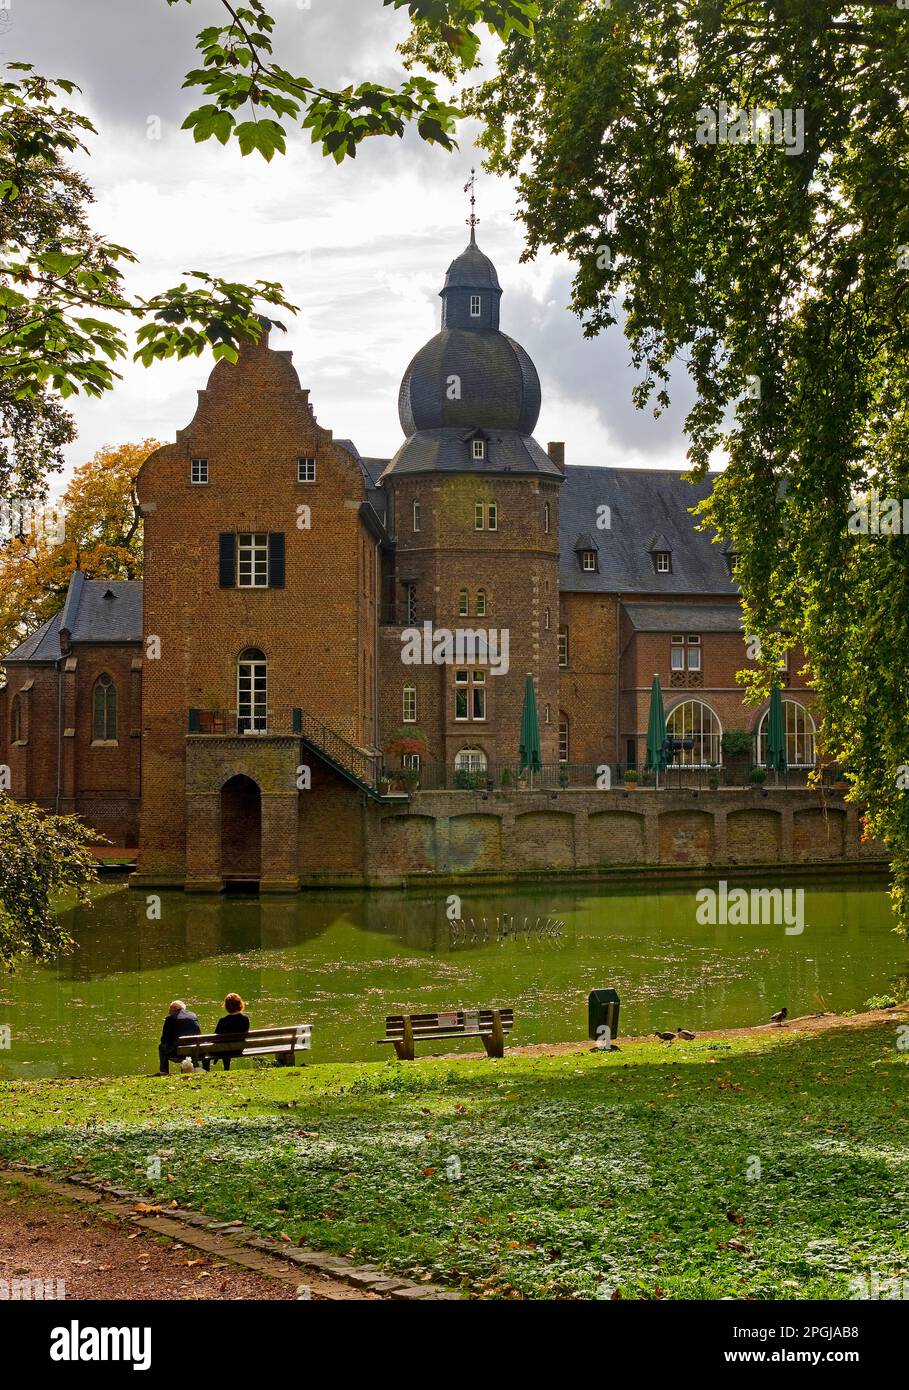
[187,706,385,796]
[396,759,835,793]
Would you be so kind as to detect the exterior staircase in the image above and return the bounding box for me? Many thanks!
[292,709,399,802]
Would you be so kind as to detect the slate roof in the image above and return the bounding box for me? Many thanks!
[2,573,143,663]
[443,239,501,291]
[560,466,739,595]
[396,329,542,438]
[623,601,744,633]
[381,427,560,481]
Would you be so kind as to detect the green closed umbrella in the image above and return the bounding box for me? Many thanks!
[645,673,667,789]
[765,683,787,781]
[519,673,542,788]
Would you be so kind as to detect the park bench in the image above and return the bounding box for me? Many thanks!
[377,1007,514,1060]
[174,1024,312,1069]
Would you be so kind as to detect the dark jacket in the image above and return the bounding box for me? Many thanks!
[215,1012,250,1037]
[160,1009,202,1050]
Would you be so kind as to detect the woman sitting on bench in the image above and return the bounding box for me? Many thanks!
[206,993,250,1070]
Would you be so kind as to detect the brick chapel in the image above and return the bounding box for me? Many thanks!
[0,229,817,888]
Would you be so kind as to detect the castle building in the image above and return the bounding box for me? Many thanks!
[0,231,818,888]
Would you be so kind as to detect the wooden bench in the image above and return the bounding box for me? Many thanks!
[174,1024,312,1069]
[378,1008,513,1060]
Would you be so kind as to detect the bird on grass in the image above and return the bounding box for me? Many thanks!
[771,1007,788,1025]
[654,1030,676,1042]
[676,1028,695,1040]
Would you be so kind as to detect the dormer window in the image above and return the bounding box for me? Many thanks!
[655,552,671,573]
[727,552,739,575]
[472,438,486,461]
[470,294,481,317]
[582,550,597,572]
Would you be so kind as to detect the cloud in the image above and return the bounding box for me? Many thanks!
[6,0,696,477]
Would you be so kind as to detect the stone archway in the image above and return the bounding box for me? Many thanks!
[220,774,262,882]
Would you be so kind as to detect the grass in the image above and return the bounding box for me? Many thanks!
[0,1024,906,1299]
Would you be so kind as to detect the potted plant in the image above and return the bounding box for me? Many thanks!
[384,726,428,792]
[558,763,570,789]
[749,766,767,785]
[392,766,421,793]
[721,729,753,786]
[623,768,639,789]
[501,767,513,789]
[201,692,225,734]
[707,763,720,791]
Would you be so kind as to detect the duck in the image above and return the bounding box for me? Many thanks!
[654,1030,676,1042]
[676,1028,695,1040]
[771,1007,788,1025]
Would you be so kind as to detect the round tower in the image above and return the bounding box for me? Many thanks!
[380,229,563,783]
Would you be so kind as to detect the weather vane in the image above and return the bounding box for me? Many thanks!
[464,167,479,238]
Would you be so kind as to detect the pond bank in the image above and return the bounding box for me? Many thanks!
[1,1015,906,1298]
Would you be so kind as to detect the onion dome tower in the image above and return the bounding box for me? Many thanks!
[381,223,561,480]
[378,181,564,778]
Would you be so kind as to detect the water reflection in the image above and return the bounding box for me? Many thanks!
[0,874,903,1079]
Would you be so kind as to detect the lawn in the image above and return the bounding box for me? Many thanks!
[0,1024,906,1299]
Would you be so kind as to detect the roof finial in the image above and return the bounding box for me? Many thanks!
[464,167,479,243]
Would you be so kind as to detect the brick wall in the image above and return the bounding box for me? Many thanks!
[136,330,377,882]
[379,473,562,773]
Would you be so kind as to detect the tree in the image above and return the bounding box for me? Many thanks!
[0,440,155,659]
[0,66,294,500]
[170,0,536,163]
[450,0,909,929]
[0,793,101,970]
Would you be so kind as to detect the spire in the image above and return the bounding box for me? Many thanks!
[464,167,479,244]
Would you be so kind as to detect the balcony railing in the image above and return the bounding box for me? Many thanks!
[393,759,833,793]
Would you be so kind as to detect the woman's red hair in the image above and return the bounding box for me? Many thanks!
[224,993,245,1013]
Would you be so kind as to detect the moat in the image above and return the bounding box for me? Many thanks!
[0,873,903,1078]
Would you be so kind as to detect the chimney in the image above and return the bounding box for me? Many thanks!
[547,441,565,473]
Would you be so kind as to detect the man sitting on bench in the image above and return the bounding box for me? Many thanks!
[158,1000,201,1075]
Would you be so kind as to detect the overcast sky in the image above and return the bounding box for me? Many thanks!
[7,0,698,478]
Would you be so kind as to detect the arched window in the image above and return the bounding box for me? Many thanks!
[403,684,417,723]
[92,674,117,742]
[10,695,22,743]
[454,747,487,775]
[666,700,722,766]
[476,588,487,618]
[757,700,816,768]
[458,588,469,617]
[237,648,267,734]
[558,713,570,763]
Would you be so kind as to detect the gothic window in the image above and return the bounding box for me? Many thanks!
[92,674,117,742]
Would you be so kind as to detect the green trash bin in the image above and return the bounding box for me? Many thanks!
[588,988,620,1045]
